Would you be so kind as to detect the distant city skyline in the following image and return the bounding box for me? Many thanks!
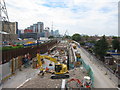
[6,0,118,36]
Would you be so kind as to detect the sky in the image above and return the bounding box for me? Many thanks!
[4,0,119,36]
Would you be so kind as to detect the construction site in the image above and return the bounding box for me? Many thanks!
[0,0,119,89]
[17,40,93,89]
[1,40,94,89]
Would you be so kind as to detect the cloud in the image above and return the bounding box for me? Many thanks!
[5,0,119,36]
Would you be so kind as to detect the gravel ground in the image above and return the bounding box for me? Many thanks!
[69,67,88,79]
[66,67,88,88]
[21,73,62,88]
[20,67,88,88]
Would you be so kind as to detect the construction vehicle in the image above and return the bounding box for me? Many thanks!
[75,51,81,58]
[66,77,92,89]
[82,76,92,88]
[37,54,69,79]
[73,45,77,49]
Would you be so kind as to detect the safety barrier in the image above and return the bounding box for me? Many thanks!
[78,58,94,88]
[69,41,94,87]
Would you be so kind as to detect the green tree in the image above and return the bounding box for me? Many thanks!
[94,35,108,61]
[112,38,120,51]
[65,35,71,39]
[72,33,81,42]
[48,36,54,39]
[82,35,89,41]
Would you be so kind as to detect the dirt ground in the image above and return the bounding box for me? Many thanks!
[20,67,88,88]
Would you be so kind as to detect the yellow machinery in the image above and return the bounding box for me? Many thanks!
[37,54,69,79]
[75,51,81,58]
[73,45,77,49]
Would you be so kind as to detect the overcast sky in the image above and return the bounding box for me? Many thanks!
[5,0,119,36]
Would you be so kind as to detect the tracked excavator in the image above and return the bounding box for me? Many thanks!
[37,54,69,79]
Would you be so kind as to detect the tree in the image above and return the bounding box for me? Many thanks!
[82,35,89,41]
[64,35,71,39]
[48,36,54,39]
[94,35,108,61]
[72,33,81,42]
[112,38,120,51]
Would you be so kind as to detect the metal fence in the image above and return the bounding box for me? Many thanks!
[2,40,57,64]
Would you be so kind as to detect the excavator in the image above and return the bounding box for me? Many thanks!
[37,54,69,79]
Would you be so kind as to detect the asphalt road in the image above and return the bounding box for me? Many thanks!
[78,47,116,88]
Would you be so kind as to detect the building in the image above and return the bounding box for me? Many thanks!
[44,27,50,37]
[40,32,45,37]
[30,25,33,31]
[24,29,33,33]
[0,21,18,34]
[20,33,38,39]
[18,30,22,38]
[37,22,44,33]
[54,30,59,37]
[0,21,18,41]
[50,30,54,36]
[33,24,37,33]
[43,30,49,37]
[26,22,44,33]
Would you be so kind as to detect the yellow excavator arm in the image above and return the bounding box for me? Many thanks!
[40,55,58,64]
[37,54,58,67]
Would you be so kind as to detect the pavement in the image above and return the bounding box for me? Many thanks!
[0,66,39,89]
[78,47,117,88]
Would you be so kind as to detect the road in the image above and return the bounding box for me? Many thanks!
[78,47,116,88]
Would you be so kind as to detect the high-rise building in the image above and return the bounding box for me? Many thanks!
[51,30,54,36]
[44,27,50,37]
[37,22,44,33]
[33,24,37,33]
[26,22,44,33]
[54,30,59,36]
[30,25,33,31]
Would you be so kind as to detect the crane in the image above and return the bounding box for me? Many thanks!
[0,0,12,41]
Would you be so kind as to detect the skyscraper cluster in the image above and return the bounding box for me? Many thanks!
[20,21,60,39]
[26,22,44,33]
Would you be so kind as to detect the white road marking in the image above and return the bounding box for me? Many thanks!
[61,79,66,90]
[16,78,31,89]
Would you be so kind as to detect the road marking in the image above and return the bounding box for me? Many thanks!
[16,78,31,89]
[61,79,66,90]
